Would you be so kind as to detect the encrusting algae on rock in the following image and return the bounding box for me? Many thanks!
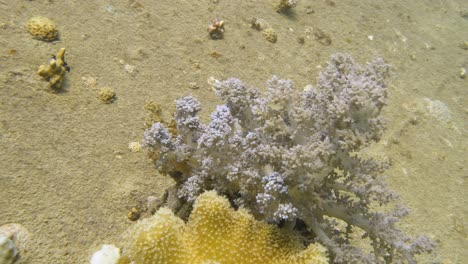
[37,48,69,91]
[111,191,328,264]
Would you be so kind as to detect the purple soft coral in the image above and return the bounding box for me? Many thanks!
[143,53,436,263]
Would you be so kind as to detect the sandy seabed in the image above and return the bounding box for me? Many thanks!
[0,0,467,263]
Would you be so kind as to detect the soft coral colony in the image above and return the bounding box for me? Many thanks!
[142,53,436,263]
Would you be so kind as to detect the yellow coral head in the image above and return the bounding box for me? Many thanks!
[126,207,186,264]
[122,191,328,264]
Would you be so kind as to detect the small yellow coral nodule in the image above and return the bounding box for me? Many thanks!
[98,87,117,104]
[26,16,59,42]
[122,191,329,264]
[262,27,278,43]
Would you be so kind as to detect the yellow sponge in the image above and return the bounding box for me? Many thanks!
[26,16,59,42]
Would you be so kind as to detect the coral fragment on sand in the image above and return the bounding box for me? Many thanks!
[208,20,225,40]
[90,245,121,264]
[276,0,298,13]
[263,27,278,43]
[0,236,18,264]
[0,223,29,264]
[98,87,117,104]
[37,48,68,91]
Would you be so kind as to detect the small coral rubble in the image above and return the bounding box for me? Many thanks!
[37,48,68,91]
[0,223,29,264]
[143,53,436,263]
[276,0,298,13]
[208,19,225,40]
[97,87,117,104]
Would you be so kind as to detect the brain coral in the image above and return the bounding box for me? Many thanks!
[26,16,59,42]
[122,191,328,264]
